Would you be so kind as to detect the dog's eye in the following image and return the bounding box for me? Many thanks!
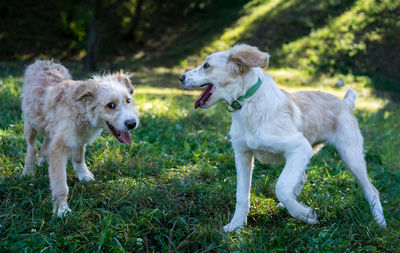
[126,98,131,104]
[107,103,116,109]
[203,63,210,69]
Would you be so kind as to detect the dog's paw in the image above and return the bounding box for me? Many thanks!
[373,210,387,228]
[377,217,387,228]
[54,204,71,217]
[223,221,244,233]
[22,168,34,177]
[304,208,318,224]
[77,170,95,182]
[37,156,47,167]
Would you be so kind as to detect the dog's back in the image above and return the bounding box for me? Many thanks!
[22,60,72,131]
[290,90,358,146]
[23,60,71,92]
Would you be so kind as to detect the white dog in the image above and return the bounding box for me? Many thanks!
[22,60,139,216]
[180,44,386,232]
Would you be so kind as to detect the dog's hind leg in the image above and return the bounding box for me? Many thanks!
[275,141,318,224]
[37,137,50,166]
[72,144,94,182]
[22,122,38,176]
[277,172,306,209]
[48,140,71,217]
[335,127,386,227]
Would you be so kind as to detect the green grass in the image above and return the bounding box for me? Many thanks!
[0,65,399,252]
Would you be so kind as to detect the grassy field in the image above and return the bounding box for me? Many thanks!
[0,63,399,252]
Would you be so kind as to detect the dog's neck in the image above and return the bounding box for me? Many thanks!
[231,67,288,122]
[241,68,263,95]
[240,68,287,107]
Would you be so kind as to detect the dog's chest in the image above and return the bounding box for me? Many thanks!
[232,134,284,164]
[230,119,284,164]
[66,127,103,148]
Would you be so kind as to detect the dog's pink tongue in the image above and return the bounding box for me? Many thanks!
[116,131,132,145]
[194,84,213,109]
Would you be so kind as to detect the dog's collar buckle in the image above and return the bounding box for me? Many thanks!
[226,100,242,112]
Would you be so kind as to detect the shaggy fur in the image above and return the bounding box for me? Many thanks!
[180,44,386,232]
[22,60,139,216]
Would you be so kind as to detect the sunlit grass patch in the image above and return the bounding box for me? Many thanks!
[201,0,282,55]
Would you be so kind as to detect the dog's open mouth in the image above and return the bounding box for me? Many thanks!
[107,122,132,145]
[194,84,214,109]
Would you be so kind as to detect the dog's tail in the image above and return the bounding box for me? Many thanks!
[343,88,358,110]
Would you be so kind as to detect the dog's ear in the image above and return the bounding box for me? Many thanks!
[113,71,134,94]
[72,81,96,101]
[229,44,270,69]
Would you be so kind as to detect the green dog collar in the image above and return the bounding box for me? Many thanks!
[226,77,262,112]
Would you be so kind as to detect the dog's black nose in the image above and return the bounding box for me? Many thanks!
[179,74,186,83]
[125,120,137,130]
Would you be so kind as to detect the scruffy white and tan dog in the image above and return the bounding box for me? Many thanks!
[22,60,139,216]
[180,44,386,232]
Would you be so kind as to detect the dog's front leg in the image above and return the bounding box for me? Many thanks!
[224,150,254,232]
[48,140,71,217]
[72,144,94,182]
